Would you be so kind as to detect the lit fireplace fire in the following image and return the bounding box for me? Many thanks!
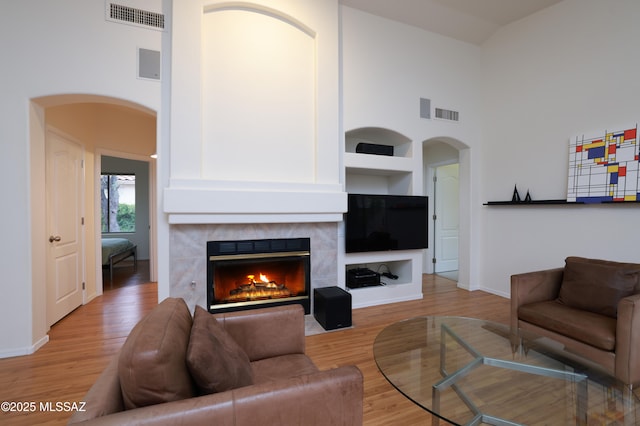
[225,273,293,302]
[207,238,311,314]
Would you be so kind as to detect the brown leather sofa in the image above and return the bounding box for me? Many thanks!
[69,298,363,425]
[511,256,640,386]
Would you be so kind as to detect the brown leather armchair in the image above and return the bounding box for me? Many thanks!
[511,257,640,386]
[69,299,363,425]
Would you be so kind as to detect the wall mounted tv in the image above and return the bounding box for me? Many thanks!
[345,193,428,253]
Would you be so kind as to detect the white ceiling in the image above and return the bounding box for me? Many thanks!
[339,0,564,45]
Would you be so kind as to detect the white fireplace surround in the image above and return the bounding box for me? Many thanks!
[165,1,345,310]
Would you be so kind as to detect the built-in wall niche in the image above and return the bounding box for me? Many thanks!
[341,127,423,307]
[344,252,423,308]
[346,260,413,288]
[200,5,316,184]
[345,172,412,196]
[344,127,414,195]
[345,127,412,156]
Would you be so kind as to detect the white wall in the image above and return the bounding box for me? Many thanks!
[341,6,483,289]
[0,0,162,357]
[480,0,640,297]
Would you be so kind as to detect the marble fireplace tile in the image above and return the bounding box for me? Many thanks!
[170,224,207,260]
[169,254,206,312]
[169,222,339,310]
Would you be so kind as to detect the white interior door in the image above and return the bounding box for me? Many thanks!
[46,128,84,326]
[434,163,459,273]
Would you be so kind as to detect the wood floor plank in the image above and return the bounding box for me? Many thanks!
[0,269,510,425]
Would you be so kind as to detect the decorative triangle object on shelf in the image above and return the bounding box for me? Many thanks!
[512,185,521,203]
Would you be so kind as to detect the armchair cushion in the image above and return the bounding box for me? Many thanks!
[186,306,254,394]
[118,298,196,410]
[251,354,319,384]
[519,300,617,351]
[557,257,639,318]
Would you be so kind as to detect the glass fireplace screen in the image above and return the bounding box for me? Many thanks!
[207,238,310,313]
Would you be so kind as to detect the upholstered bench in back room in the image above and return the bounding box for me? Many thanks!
[511,256,640,386]
[69,298,363,425]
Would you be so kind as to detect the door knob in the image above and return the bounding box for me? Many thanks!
[49,235,61,243]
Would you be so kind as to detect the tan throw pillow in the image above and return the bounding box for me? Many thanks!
[558,258,639,318]
[186,306,254,395]
[118,298,195,410]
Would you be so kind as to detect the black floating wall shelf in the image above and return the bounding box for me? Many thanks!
[484,200,576,205]
[484,199,640,206]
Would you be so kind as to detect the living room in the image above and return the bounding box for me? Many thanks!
[1,0,639,422]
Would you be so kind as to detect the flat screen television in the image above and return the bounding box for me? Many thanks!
[345,193,428,253]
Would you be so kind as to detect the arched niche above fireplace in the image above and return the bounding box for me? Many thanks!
[201,5,316,184]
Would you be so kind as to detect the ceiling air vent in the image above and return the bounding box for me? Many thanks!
[435,107,459,122]
[107,3,165,30]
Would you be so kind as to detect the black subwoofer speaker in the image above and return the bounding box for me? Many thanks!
[314,287,352,331]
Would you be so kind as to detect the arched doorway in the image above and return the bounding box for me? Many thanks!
[30,94,157,329]
[422,137,471,288]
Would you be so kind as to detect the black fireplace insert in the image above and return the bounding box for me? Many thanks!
[207,238,311,314]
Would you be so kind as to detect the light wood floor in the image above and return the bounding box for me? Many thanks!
[0,265,510,425]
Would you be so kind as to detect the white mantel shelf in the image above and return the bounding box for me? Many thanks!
[164,180,347,224]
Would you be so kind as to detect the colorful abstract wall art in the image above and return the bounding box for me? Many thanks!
[567,125,640,203]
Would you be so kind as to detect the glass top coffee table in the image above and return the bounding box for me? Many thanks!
[373,316,640,425]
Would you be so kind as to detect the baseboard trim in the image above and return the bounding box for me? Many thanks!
[0,335,49,359]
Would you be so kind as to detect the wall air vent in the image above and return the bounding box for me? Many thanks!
[107,3,165,30]
[435,107,459,122]
[419,98,431,119]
